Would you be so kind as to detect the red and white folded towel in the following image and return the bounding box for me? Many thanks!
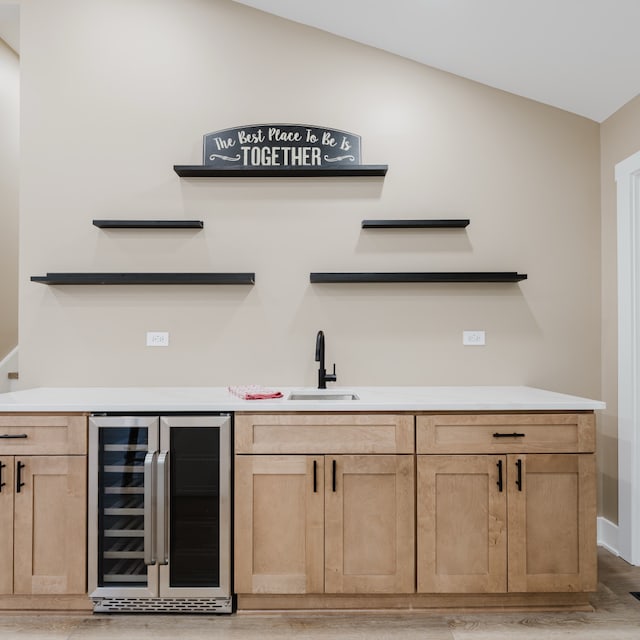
[228,385,283,400]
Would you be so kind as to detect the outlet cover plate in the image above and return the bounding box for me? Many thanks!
[463,330,486,346]
[146,331,169,347]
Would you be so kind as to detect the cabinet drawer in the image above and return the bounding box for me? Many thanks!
[235,413,414,454]
[0,415,87,455]
[416,413,595,454]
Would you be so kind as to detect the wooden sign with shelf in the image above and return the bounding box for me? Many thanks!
[174,124,388,177]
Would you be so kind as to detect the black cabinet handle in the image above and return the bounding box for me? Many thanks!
[16,461,25,493]
[313,460,317,493]
[496,459,503,492]
[493,432,526,438]
[332,459,337,492]
[0,461,5,492]
[516,459,523,491]
[0,433,28,439]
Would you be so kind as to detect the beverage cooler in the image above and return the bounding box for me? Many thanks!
[88,414,232,613]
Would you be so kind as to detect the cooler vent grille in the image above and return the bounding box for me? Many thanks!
[92,597,233,613]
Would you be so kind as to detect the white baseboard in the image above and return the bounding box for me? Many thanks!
[597,517,620,556]
[0,346,18,393]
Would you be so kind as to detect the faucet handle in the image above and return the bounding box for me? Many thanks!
[325,364,337,384]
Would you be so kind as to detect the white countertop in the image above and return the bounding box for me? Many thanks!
[0,386,605,413]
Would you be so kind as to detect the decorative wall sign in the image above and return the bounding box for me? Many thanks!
[203,124,361,169]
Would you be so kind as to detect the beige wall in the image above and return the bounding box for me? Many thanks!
[0,36,19,362]
[599,94,640,524]
[18,1,601,406]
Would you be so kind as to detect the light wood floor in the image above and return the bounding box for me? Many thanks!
[1,548,639,639]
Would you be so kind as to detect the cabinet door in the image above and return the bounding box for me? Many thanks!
[325,455,414,593]
[507,453,597,592]
[417,455,507,593]
[0,457,14,595]
[13,456,87,595]
[234,455,324,594]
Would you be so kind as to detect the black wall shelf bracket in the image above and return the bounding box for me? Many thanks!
[361,219,470,229]
[31,272,255,285]
[93,220,204,229]
[173,165,388,178]
[310,272,527,283]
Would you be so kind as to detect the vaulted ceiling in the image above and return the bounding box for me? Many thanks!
[2,2,639,122]
[233,0,640,123]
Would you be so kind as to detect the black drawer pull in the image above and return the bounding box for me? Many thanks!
[493,432,526,438]
[0,434,28,439]
[16,461,25,493]
[332,459,337,492]
[0,461,5,492]
[496,459,503,492]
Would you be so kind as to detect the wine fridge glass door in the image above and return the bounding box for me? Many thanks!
[89,416,160,598]
[158,415,231,598]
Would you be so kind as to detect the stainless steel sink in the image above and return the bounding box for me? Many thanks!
[288,393,359,401]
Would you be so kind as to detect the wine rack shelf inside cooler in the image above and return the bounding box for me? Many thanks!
[103,495,145,516]
[103,559,147,583]
[103,538,145,559]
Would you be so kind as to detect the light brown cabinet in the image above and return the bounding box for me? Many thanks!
[507,453,596,592]
[0,415,88,607]
[0,457,14,595]
[235,411,597,611]
[235,455,324,594]
[416,454,507,593]
[416,414,597,595]
[9,456,86,595]
[235,412,414,454]
[234,414,415,596]
[325,454,414,594]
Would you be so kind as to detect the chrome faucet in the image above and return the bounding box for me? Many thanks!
[315,330,337,389]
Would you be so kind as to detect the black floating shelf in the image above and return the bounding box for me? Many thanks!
[31,273,255,285]
[362,219,470,229]
[310,272,527,283]
[93,220,204,229]
[173,165,388,178]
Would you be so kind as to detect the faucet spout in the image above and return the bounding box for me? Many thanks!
[315,330,325,366]
[315,330,336,389]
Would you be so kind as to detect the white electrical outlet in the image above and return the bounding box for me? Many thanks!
[146,331,169,347]
[463,330,486,346]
